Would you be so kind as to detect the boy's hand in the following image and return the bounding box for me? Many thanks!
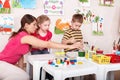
[69,42,83,49]
[75,42,84,49]
[69,37,76,43]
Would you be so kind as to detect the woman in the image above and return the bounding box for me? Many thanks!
[0,14,83,80]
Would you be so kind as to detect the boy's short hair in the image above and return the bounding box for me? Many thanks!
[72,14,83,23]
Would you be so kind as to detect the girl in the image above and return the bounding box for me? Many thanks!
[31,15,52,55]
[31,14,53,80]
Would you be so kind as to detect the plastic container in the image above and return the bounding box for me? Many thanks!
[92,54,111,64]
[116,51,120,55]
[105,54,120,63]
[85,50,96,59]
[78,51,85,57]
[96,50,103,54]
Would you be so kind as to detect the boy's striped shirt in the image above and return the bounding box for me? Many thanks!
[62,29,83,52]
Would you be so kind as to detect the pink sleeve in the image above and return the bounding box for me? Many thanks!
[18,31,28,44]
[9,31,28,45]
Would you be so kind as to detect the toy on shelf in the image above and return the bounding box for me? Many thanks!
[92,54,111,64]
[116,51,120,55]
[84,44,105,60]
[85,50,96,59]
[78,51,85,57]
[96,49,103,54]
[111,38,120,55]
[105,54,120,63]
[115,44,120,55]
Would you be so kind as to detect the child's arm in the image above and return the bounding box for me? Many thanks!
[78,40,84,50]
[62,37,76,44]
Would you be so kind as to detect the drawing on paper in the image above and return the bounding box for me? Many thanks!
[79,0,90,7]
[44,0,64,15]
[0,0,11,14]
[54,18,70,34]
[99,0,114,7]
[12,0,36,9]
[0,16,14,34]
[74,8,104,36]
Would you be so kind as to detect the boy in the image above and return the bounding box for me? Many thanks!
[62,14,83,52]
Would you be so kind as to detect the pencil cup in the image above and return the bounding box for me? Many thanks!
[78,51,85,57]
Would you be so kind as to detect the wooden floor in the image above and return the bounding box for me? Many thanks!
[82,72,120,80]
[114,71,120,80]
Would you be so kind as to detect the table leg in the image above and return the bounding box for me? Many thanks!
[110,71,114,80]
[33,65,41,80]
[41,68,46,80]
[96,67,105,80]
[107,71,114,80]
[26,62,30,74]
[69,78,72,80]
[54,71,63,80]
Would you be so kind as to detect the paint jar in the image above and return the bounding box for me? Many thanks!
[78,51,85,57]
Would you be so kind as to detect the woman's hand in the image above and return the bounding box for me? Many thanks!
[69,42,84,50]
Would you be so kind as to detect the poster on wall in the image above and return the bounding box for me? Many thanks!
[92,17,104,36]
[0,16,14,34]
[12,0,36,9]
[74,8,104,36]
[74,8,94,24]
[78,0,90,7]
[44,0,64,15]
[54,18,70,34]
[99,0,114,7]
[0,0,11,14]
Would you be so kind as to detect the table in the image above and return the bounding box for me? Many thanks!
[42,58,98,80]
[26,54,55,80]
[27,54,120,80]
[104,63,120,80]
[88,59,120,80]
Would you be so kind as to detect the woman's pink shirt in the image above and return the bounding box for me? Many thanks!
[0,31,29,64]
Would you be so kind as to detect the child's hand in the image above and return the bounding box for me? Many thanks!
[69,37,76,43]
[39,47,44,50]
[69,42,83,50]
[75,42,84,49]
